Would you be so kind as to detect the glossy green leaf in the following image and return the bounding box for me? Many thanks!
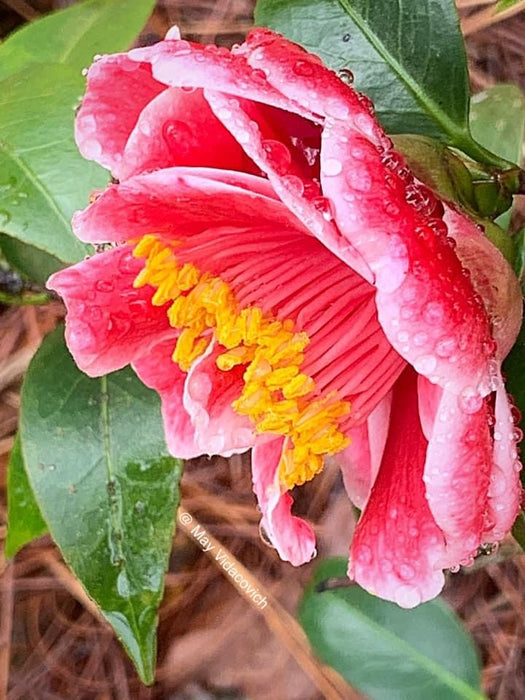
[299,558,484,700]
[20,327,183,684]
[470,85,525,229]
[0,0,155,81]
[5,434,48,558]
[0,64,107,268]
[255,0,507,168]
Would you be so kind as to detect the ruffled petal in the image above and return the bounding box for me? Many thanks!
[132,337,200,459]
[320,120,494,396]
[47,245,172,376]
[118,87,257,179]
[72,167,301,244]
[421,378,492,567]
[444,205,523,361]
[76,54,165,173]
[349,368,446,607]
[183,341,255,456]
[483,374,523,542]
[126,37,319,122]
[251,436,316,565]
[337,393,391,509]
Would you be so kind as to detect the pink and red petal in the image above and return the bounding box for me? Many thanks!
[483,376,523,542]
[118,88,257,180]
[421,379,492,567]
[338,393,392,509]
[251,436,316,566]
[320,121,494,395]
[72,167,300,244]
[184,342,255,457]
[349,368,446,607]
[76,54,165,174]
[47,246,172,376]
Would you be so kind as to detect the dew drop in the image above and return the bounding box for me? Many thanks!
[95,279,114,293]
[293,59,314,77]
[312,196,334,221]
[0,209,11,226]
[414,354,437,374]
[337,68,354,85]
[394,585,421,608]
[322,157,343,176]
[355,544,372,564]
[458,388,483,415]
[261,139,292,175]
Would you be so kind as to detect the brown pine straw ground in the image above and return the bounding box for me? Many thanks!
[1,1,525,698]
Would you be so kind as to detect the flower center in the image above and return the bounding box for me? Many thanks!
[132,235,350,488]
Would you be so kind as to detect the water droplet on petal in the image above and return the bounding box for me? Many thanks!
[293,59,314,77]
[458,388,484,415]
[261,139,292,175]
[322,158,343,176]
[394,585,422,608]
[95,279,114,293]
[414,354,437,374]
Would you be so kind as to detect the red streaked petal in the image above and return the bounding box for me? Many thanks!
[338,393,392,509]
[47,246,172,376]
[183,342,255,457]
[320,121,494,396]
[72,167,300,244]
[421,379,492,567]
[444,205,523,361]
[483,374,523,542]
[251,436,316,566]
[349,368,446,607]
[118,87,257,179]
[76,54,165,173]
[126,38,319,123]
[132,337,200,459]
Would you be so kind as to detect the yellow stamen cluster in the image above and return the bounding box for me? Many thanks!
[133,235,350,488]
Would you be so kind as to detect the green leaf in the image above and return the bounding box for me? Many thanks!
[20,327,183,684]
[255,0,507,168]
[470,85,525,229]
[299,558,484,700]
[0,233,65,285]
[512,510,525,550]
[513,227,525,282]
[503,320,525,459]
[0,0,155,81]
[0,63,107,267]
[5,434,48,558]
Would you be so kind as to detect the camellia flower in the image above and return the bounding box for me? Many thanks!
[48,27,523,607]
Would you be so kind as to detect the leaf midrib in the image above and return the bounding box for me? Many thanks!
[99,375,144,659]
[309,595,485,700]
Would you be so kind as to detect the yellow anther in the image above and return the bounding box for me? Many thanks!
[132,234,351,490]
[282,373,315,399]
[216,346,254,371]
